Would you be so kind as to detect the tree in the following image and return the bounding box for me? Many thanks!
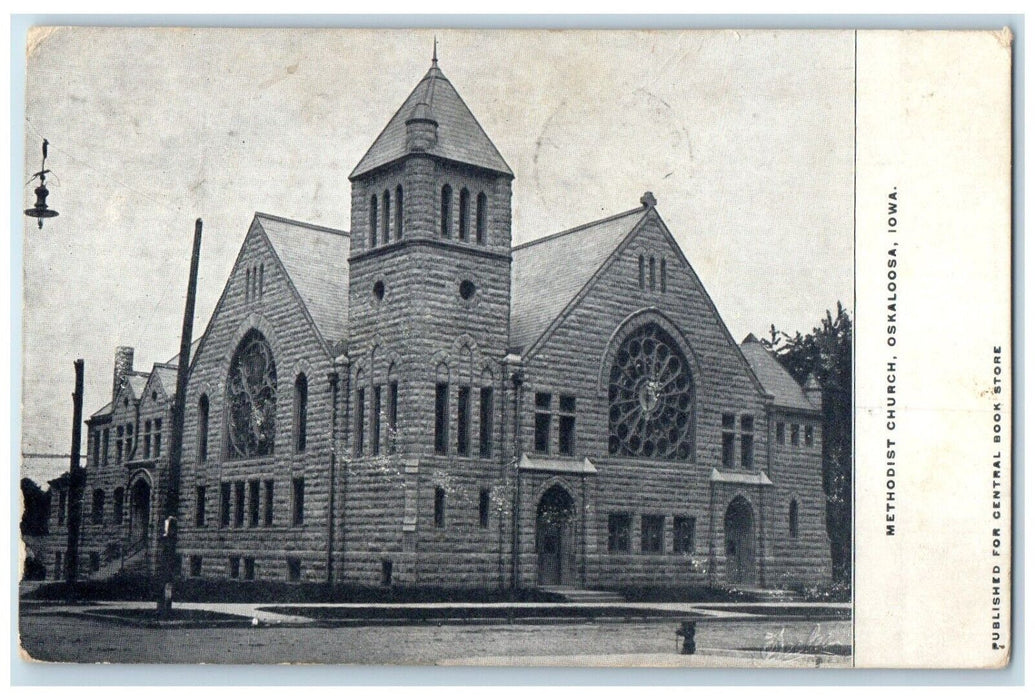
[20,477,50,537]
[761,302,852,583]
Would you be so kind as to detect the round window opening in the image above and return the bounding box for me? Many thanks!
[373,280,385,301]
[607,323,695,460]
[459,280,477,300]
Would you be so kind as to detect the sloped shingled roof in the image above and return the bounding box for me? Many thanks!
[150,364,178,396]
[510,207,647,353]
[257,213,351,347]
[739,336,819,412]
[350,63,512,179]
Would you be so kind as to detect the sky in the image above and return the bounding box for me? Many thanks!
[19,28,854,483]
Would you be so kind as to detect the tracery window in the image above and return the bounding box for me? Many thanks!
[608,323,694,460]
[225,330,277,459]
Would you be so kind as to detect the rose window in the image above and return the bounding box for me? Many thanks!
[608,323,694,459]
[225,330,278,459]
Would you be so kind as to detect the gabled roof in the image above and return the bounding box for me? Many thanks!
[149,363,178,398]
[739,335,818,413]
[165,339,201,368]
[350,61,512,179]
[90,401,113,419]
[125,373,149,399]
[257,213,351,346]
[510,207,647,353]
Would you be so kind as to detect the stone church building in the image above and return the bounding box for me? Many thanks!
[41,54,831,591]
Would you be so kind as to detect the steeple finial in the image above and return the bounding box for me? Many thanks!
[432,36,438,66]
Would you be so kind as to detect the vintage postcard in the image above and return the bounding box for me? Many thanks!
[16,26,1012,671]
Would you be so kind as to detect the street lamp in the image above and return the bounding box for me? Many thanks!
[24,139,59,229]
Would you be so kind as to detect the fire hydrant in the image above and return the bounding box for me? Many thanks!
[676,620,697,655]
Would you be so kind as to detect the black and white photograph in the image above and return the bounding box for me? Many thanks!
[14,25,1009,671]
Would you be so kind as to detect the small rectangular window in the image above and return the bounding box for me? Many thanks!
[674,516,696,554]
[154,419,162,456]
[534,392,552,454]
[248,480,260,527]
[57,491,66,526]
[90,552,100,573]
[195,485,206,527]
[721,436,735,469]
[355,387,366,456]
[741,414,754,469]
[641,515,664,553]
[264,479,274,527]
[144,420,152,458]
[434,383,449,455]
[220,483,231,528]
[371,385,382,456]
[433,486,446,528]
[805,425,814,447]
[243,557,255,581]
[479,387,494,457]
[54,551,63,579]
[189,555,203,577]
[287,557,302,582]
[228,556,240,579]
[381,559,393,587]
[234,481,245,528]
[791,423,800,446]
[102,429,109,465]
[456,386,471,456]
[608,513,631,552]
[292,477,305,526]
[479,488,491,528]
[722,412,737,467]
[558,395,576,456]
[776,422,785,445]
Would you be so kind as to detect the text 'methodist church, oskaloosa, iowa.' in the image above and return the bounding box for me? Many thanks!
[39,52,831,593]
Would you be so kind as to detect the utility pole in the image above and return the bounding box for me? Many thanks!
[156,218,202,617]
[65,359,85,585]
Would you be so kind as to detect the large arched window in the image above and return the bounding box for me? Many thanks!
[294,373,308,453]
[197,394,210,462]
[458,188,470,241]
[440,184,452,238]
[225,330,277,459]
[608,323,695,459]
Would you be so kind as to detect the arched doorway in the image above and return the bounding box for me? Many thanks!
[724,496,755,585]
[129,478,151,548]
[536,485,576,586]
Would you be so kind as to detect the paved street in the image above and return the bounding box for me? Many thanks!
[19,604,851,666]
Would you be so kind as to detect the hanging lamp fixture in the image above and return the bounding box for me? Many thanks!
[24,139,58,229]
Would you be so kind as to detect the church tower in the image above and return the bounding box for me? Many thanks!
[346,51,513,467]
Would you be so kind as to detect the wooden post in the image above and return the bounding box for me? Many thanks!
[157,218,202,616]
[65,359,85,585]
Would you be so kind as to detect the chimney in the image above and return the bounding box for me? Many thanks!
[113,346,134,401]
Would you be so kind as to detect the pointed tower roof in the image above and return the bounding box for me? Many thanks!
[350,56,513,179]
